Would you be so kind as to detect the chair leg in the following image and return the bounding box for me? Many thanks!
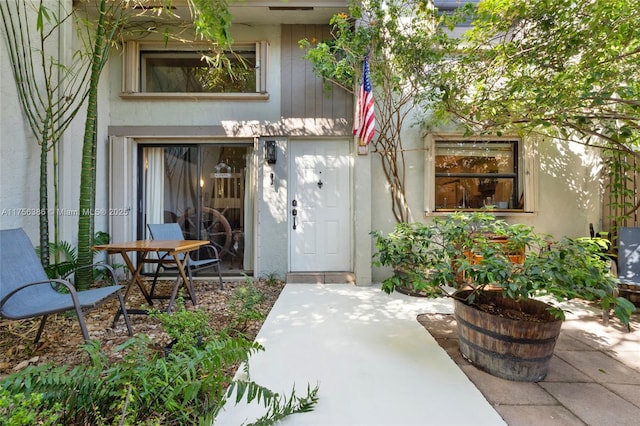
[75,310,91,342]
[149,263,162,300]
[217,262,224,290]
[112,309,122,328]
[116,291,133,336]
[34,315,48,344]
[166,276,182,313]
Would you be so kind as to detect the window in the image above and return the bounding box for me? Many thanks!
[434,0,479,27]
[122,41,268,99]
[142,47,257,93]
[424,135,538,214]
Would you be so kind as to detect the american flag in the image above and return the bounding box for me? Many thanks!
[353,56,375,146]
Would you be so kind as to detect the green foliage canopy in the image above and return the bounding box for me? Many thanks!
[431,0,640,153]
[300,0,470,222]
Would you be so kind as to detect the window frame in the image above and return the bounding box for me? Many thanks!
[121,41,269,100]
[424,134,538,215]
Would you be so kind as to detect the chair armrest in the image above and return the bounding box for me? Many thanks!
[194,243,221,260]
[62,262,120,287]
[0,278,80,309]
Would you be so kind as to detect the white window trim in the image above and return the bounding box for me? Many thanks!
[121,40,269,100]
[423,133,538,216]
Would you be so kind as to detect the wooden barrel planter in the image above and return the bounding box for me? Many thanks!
[453,290,562,382]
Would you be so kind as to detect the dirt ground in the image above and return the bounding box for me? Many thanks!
[0,279,284,379]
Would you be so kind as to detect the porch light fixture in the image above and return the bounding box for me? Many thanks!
[265,140,277,164]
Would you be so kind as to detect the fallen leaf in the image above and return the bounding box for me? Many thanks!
[13,356,40,371]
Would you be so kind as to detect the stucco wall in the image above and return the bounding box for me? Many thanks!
[532,140,602,236]
[0,0,65,245]
[369,123,604,282]
[102,24,289,279]
[0,51,40,240]
[257,139,289,278]
[106,25,283,127]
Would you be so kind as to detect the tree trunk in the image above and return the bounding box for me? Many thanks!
[76,0,106,290]
[39,124,49,266]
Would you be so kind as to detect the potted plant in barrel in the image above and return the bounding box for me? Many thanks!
[372,212,636,381]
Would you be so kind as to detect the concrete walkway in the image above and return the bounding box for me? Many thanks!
[215,284,506,425]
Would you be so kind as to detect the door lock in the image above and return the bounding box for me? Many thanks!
[292,208,297,230]
[291,200,298,230]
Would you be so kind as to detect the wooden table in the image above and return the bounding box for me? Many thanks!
[94,240,210,323]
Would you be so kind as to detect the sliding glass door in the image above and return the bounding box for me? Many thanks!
[140,143,254,274]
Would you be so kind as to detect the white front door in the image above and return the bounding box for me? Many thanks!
[289,140,351,271]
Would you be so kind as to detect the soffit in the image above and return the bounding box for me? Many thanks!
[74,1,348,25]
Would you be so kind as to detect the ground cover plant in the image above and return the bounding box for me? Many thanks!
[0,278,317,425]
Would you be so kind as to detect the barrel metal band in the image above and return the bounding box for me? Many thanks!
[456,314,559,345]
[459,335,555,363]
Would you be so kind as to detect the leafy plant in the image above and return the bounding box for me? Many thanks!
[149,295,213,354]
[260,272,281,286]
[0,0,96,267]
[225,276,267,335]
[0,300,318,425]
[373,212,636,327]
[0,388,62,426]
[39,239,77,279]
[36,231,121,281]
[371,223,442,296]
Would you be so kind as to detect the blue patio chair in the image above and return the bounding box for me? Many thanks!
[0,228,133,343]
[617,227,640,304]
[147,223,223,306]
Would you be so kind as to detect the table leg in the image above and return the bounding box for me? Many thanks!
[112,251,153,327]
[132,252,153,305]
[166,252,197,312]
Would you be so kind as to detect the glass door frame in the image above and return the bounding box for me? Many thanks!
[136,140,255,275]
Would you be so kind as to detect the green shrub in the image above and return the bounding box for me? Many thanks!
[372,212,636,327]
[37,231,124,281]
[260,272,281,286]
[0,388,62,426]
[225,277,267,335]
[149,296,213,353]
[371,222,442,295]
[0,301,317,425]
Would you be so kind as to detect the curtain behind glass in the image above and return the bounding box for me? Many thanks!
[164,147,198,230]
[145,148,165,236]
